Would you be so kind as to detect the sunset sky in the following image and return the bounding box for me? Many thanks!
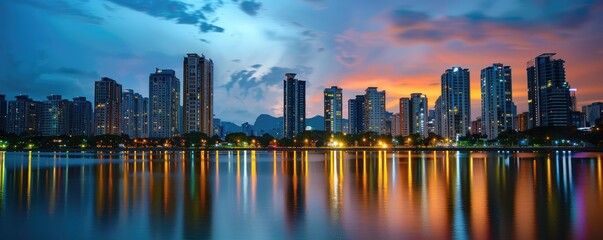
[1,0,602,125]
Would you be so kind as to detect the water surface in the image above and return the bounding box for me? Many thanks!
[1,150,602,239]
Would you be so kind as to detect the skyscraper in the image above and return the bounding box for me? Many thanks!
[409,93,428,137]
[39,95,70,136]
[583,102,603,127]
[434,97,443,137]
[7,95,38,135]
[514,112,529,132]
[69,97,93,136]
[441,67,471,140]
[391,113,401,136]
[150,69,180,138]
[570,88,578,111]
[0,94,6,132]
[283,73,306,138]
[480,63,515,140]
[399,98,410,136]
[527,53,571,128]
[122,89,148,138]
[183,53,213,135]
[348,95,365,134]
[364,87,386,134]
[142,97,150,138]
[94,77,122,135]
[324,86,343,133]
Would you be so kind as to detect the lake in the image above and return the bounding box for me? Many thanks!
[1,150,602,239]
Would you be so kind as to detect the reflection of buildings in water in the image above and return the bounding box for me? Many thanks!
[182,151,213,239]
[146,151,179,239]
[281,151,308,232]
[93,159,122,229]
[326,150,344,223]
[533,153,575,239]
[0,150,602,239]
[0,152,4,211]
[234,150,258,216]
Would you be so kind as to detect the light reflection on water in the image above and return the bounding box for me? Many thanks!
[0,150,603,239]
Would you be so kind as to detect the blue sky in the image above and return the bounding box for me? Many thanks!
[1,0,602,125]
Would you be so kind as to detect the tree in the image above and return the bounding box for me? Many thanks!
[182,131,209,147]
[258,133,275,147]
[225,132,249,146]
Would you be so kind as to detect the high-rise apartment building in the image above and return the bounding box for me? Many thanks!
[570,88,577,111]
[38,95,70,136]
[142,97,150,138]
[471,118,483,135]
[409,93,428,137]
[481,63,515,139]
[399,98,410,136]
[348,95,365,134]
[183,53,213,135]
[527,53,571,128]
[69,97,93,136]
[283,73,306,138]
[391,113,401,136]
[150,69,180,138]
[363,87,386,134]
[440,67,471,140]
[324,86,343,133]
[583,102,603,127]
[7,95,38,135]
[122,89,148,138]
[434,97,443,137]
[0,94,6,132]
[514,112,529,132]
[94,77,122,135]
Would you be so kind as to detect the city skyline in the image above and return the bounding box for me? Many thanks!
[2,0,602,125]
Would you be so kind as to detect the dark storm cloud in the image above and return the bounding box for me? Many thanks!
[224,65,313,100]
[106,0,225,33]
[240,1,262,16]
[18,0,103,24]
[387,2,602,43]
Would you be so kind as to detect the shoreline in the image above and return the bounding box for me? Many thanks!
[2,146,602,153]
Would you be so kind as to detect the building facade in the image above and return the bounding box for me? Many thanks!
[7,95,38,135]
[409,93,428,137]
[0,94,6,132]
[583,102,603,127]
[149,69,180,138]
[183,53,213,135]
[348,95,365,134]
[391,113,401,136]
[441,67,471,140]
[363,87,386,134]
[570,88,577,111]
[480,63,515,140]
[38,95,70,136]
[94,77,122,135]
[399,98,410,136]
[283,73,306,138]
[324,86,343,133]
[514,112,529,132]
[434,97,443,137]
[69,97,93,136]
[471,118,482,135]
[527,53,571,128]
